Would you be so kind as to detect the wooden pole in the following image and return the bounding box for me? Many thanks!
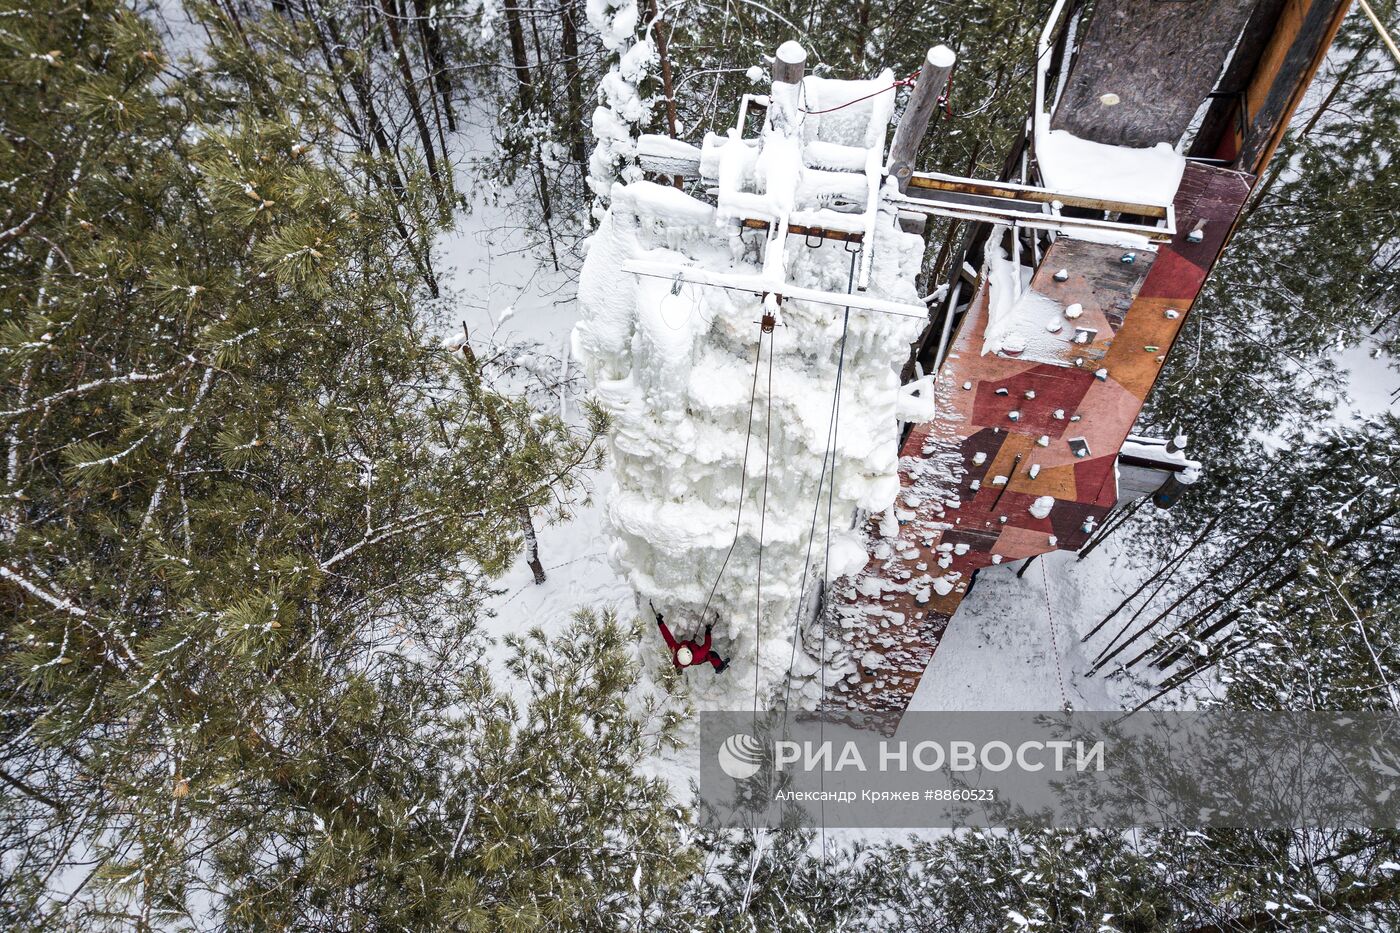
[773,40,807,85]
[887,45,956,192]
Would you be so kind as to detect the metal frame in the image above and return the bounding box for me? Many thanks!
[620,260,929,320]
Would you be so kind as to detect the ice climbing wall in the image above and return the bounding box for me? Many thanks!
[573,67,925,705]
[828,162,1255,727]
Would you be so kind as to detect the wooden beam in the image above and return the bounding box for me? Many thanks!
[906,172,1168,219]
[1187,0,1288,160]
[740,218,865,243]
[773,41,806,84]
[890,192,1175,244]
[887,46,957,191]
[1237,0,1352,173]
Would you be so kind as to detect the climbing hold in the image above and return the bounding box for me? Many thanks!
[1144,344,1159,352]
[1028,463,1041,479]
[1008,410,1020,422]
[1069,414,1081,422]
[1052,409,1065,420]
[995,387,1009,396]
[1099,92,1121,106]
[962,380,973,390]
[1053,268,1069,282]
[1047,319,1063,333]
[1024,390,1036,400]
[972,451,987,465]
[1036,434,1049,447]
[1048,535,1058,546]
[1120,252,1136,264]
[1064,303,1083,319]
[991,554,1003,564]
[1094,368,1108,381]
[1187,226,1205,243]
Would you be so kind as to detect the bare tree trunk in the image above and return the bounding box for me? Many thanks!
[1084,511,1224,646]
[559,0,587,174]
[520,505,547,584]
[646,0,679,139]
[503,0,534,111]
[380,0,447,205]
[458,328,550,583]
[412,0,456,131]
[1076,498,1144,562]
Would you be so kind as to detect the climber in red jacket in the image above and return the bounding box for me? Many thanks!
[653,605,728,673]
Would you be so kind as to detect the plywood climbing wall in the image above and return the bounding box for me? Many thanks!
[828,162,1254,729]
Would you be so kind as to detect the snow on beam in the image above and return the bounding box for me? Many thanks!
[905,171,1169,220]
[888,192,1174,245]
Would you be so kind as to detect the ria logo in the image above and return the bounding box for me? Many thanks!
[717,733,765,780]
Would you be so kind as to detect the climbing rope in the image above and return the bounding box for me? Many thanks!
[752,326,776,719]
[779,303,852,720]
[1039,560,1072,712]
[696,322,768,628]
[798,69,919,115]
[820,251,858,874]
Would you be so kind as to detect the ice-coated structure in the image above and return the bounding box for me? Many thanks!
[573,67,926,705]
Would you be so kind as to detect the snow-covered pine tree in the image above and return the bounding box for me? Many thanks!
[0,2,691,926]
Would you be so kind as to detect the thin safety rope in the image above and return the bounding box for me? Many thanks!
[819,252,856,873]
[740,328,776,919]
[799,70,918,115]
[697,324,766,626]
[752,328,776,720]
[779,304,852,724]
[1040,560,1071,710]
[700,327,767,889]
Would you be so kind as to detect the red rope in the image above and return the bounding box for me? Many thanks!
[798,68,920,115]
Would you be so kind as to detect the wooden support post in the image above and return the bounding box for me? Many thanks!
[887,45,956,192]
[773,41,807,84]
